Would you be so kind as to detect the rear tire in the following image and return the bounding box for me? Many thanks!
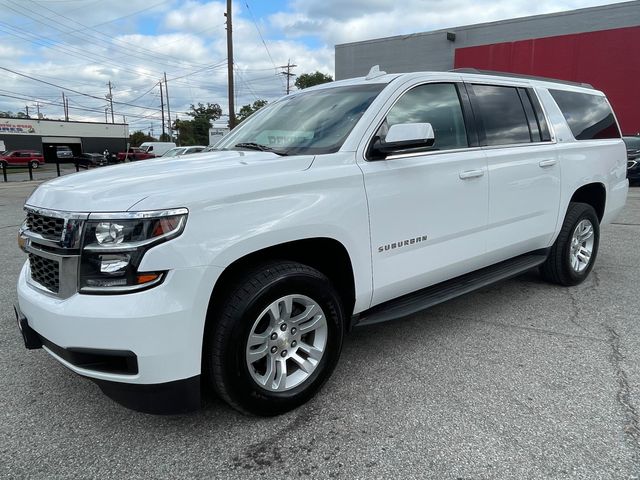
[205,261,344,416]
[540,202,600,286]
[30,161,39,169]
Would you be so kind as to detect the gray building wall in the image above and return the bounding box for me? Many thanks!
[335,1,640,79]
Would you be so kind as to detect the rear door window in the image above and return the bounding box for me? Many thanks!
[549,89,620,140]
[470,84,531,146]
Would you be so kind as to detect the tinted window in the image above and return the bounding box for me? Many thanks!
[472,84,531,146]
[550,90,620,140]
[381,83,468,151]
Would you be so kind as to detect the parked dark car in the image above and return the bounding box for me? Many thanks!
[74,153,107,168]
[624,136,640,184]
[56,146,73,160]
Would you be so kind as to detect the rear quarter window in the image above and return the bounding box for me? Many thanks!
[549,89,620,140]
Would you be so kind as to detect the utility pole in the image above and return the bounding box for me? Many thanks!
[225,0,236,129]
[105,108,108,123]
[61,92,69,121]
[25,105,29,117]
[107,81,115,124]
[35,102,40,118]
[279,60,297,94]
[159,80,166,138]
[164,72,172,141]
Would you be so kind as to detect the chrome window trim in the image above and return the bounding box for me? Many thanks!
[386,146,483,161]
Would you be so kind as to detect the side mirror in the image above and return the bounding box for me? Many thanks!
[371,123,435,158]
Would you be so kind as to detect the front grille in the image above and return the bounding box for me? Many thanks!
[26,212,65,240]
[28,253,60,293]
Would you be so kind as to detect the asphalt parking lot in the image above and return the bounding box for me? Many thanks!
[1,179,639,479]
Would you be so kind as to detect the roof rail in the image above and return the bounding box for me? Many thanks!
[450,68,594,89]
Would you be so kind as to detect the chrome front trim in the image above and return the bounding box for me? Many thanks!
[79,273,165,294]
[24,205,90,220]
[25,243,80,299]
[89,208,189,220]
[82,215,187,252]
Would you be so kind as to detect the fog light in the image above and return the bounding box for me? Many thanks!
[100,254,130,274]
[95,222,125,245]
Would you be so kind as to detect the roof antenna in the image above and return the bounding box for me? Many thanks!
[366,65,386,80]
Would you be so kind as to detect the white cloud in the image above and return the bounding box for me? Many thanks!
[0,0,627,134]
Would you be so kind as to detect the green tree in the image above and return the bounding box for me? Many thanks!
[159,132,172,142]
[129,131,156,147]
[294,71,333,90]
[174,103,223,146]
[186,102,223,122]
[236,99,268,123]
[0,111,30,118]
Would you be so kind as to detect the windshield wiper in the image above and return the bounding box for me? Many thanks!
[233,142,288,156]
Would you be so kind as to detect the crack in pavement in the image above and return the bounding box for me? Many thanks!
[566,288,588,332]
[605,325,640,460]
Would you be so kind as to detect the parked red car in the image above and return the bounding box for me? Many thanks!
[116,147,155,162]
[0,150,45,169]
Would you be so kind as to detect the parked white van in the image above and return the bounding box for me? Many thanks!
[139,141,176,156]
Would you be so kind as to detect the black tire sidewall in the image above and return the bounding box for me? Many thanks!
[215,267,344,415]
[560,204,600,284]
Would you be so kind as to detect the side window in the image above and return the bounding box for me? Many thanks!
[471,84,531,146]
[549,89,620,140]
[379,83,468,152]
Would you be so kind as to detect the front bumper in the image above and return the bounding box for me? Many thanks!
[17,261,223,413]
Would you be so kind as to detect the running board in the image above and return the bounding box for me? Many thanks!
[353,250,549,328]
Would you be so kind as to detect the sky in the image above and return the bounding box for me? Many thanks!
[0,0,628,135]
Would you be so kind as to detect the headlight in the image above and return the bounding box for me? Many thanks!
[79,208,188,293]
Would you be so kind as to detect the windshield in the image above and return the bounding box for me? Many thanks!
[162,148,184,157]
[216,84,385,156]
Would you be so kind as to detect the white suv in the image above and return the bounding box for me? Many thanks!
[16,69,628,416]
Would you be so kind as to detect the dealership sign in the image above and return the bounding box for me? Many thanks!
[0,121,37,134]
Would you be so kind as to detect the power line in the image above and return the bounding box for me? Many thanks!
[0,66,163,111]
[243,0,286,91]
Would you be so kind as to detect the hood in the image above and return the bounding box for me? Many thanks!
[26,150,314,212]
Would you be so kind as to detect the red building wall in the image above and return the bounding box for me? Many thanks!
[454,26,640,135]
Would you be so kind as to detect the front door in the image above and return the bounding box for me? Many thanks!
[358,82,489,306]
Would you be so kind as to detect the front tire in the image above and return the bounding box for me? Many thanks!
[205,261,345,416]
[541,202,600,286]
[30,161,39,169]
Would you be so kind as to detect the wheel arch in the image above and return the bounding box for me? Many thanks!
[569,182,606,221]
[205,237,357,326]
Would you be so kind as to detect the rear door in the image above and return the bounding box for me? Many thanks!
[359,81,490,306]
[467,83,561,261]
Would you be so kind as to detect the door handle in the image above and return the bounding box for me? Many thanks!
[459,169,485,179]
[538,159,557,167]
